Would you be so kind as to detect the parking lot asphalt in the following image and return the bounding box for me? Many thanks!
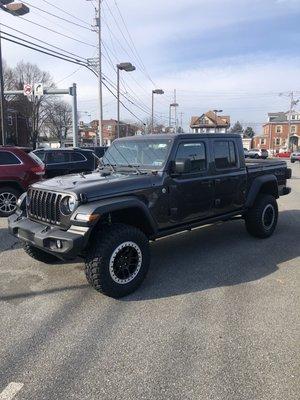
[0,162,299,400]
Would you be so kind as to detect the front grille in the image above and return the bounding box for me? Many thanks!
[28,189,62,225]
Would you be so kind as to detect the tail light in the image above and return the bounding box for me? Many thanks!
[31,164,45,176]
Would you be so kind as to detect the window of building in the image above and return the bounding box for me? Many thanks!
[290,125,297,134]
[213,141,237,169]
[291,115,296,120]
[276,125,282,133]
[260,138,266,145]
[0,151,22,165]
[176,141,206,173]
[275,138,281,146]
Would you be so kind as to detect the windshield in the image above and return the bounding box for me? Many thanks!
[103,138,173,170]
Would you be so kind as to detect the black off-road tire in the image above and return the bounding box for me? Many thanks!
[85,223,150,298]
[245,194,278,238]
[0,186,21,217]
[23,243,59,264]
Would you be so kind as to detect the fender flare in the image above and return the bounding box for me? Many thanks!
[72,196,158,234]
[245,174,278,208]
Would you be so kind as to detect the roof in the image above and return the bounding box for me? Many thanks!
[190,111,231,127]
[117,133,241,141]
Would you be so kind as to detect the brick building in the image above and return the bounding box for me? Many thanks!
[252,111,300,153]
[89,119,137,145]
[190,111,230,133]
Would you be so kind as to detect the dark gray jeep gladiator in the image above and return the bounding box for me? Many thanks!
[8,134,291,298]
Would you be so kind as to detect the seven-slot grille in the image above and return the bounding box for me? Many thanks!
[28,189,62,225]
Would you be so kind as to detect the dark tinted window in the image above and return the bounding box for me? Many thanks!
[47,151,70,164]
[176,141,206,172]
[32,151,46,162]
[0,151,22,165]
[214,141,237,169]
[70,152,86,162]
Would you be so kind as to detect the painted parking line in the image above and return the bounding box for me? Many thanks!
[0,383,24,400]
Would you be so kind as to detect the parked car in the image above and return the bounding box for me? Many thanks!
[276,151,291,158]
[9,134,291,298]
[290,151,300,163]
[243,148,250,158]
[32,148,96,179]
[0,147,45,217]
[248,148,268,159]
[81,146,108,158]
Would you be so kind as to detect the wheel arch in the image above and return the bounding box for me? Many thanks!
[246,175,279,208]
[75,196,158,238]
[0,181,24,193]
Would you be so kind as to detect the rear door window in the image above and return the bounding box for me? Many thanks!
[70,152,86,162]
[0,151,22,165]
[47,151,70,164]
[214,141,237,169]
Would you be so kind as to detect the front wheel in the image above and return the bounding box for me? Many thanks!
[85,224,150,298]
[245,194,278,238]
[0,187,21,217]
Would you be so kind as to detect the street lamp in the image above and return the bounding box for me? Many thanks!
[0,1,30,145]
[117,62,135,139]
[151,89,164,134]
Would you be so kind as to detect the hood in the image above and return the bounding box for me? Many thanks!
[31,171,154,201]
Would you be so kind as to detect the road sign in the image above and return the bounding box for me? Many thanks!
[34,83,44,98]
[23,84,33,97]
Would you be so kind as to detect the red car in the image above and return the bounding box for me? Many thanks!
[0,147,45,217]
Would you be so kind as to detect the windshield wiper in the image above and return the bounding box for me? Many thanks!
[93,152,117,173]
[111,143,143,174]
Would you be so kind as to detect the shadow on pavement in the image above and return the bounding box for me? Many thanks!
[123,209,300,301]
[0,284,90,302]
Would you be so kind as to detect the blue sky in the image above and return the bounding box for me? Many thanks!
[2,0,300,132]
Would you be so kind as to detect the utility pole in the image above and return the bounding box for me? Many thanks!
[279,91,299,151]
[0,29,6,146]
[0,0,30,145]
[174,89,177,134]
[179,112,184,133]
[97,0,103,146]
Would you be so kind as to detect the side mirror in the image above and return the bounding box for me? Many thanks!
[172,158,192,175]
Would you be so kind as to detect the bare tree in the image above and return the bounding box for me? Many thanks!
[6,61,55,147]
[43,99,72,144]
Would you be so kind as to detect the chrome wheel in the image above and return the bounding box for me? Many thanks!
[109,241,142,285]
[0,192,17,215]
[262,204,275,230]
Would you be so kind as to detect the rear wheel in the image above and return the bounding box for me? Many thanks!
[85,224,150,298]
[245,194,278,238]
[23,243,59,264]
[0,187,21,217]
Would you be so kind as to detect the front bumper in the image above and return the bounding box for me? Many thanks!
[8,214,90,260]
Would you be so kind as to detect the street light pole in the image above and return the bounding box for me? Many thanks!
[97,0,103,146]
[116,62,135,139]
[0,29,6,146]
[117,66,120,139]
[0,1,30,145]
[151,89,164,134]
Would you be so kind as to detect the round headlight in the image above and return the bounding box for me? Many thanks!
[60,196,76,215]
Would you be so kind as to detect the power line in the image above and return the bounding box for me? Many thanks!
[39,0,90,26]
[1,24,88,62]
[22,1,91,30]
[112,0,156,87]
[1,31,85,64]
[16,15,96,48]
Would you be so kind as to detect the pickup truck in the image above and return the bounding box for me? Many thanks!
[8,134,291,298]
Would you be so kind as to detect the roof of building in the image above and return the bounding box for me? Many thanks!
[190,111,230,127]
